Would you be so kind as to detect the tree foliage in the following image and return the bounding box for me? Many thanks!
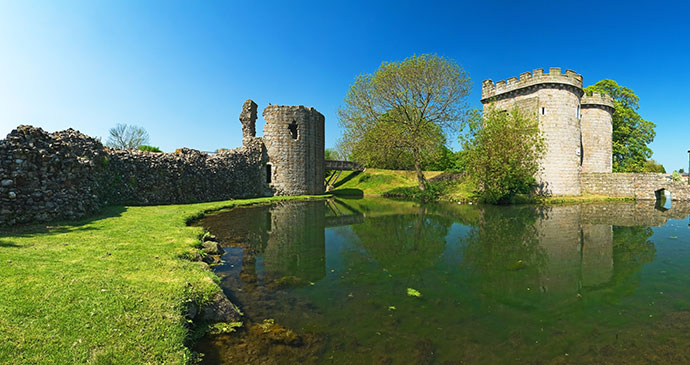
[462,107,545,204]
[584,80,655,172]
[324,148,339,161]
[349,108,447,170]
[640,159,665,173]
[338,54,471,190]
[106,123,150,150]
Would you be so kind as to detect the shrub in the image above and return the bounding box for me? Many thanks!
[138,145,162,153]
[462,106,545,204]
[671,170,682,182]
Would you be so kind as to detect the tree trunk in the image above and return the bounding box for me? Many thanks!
[413,150,427,191]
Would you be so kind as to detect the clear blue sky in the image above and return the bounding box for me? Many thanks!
[1,1,689,170]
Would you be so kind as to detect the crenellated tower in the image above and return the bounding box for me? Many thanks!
[481,68,585,196]
[481,68,616,196]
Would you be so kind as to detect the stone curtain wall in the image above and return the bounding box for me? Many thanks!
[581,173,690,200]
[0,126,109,226]
[105,140,264,205]
[0,125,265,226]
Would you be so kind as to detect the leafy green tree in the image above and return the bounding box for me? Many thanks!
[339,54,472,190]
[349,109,447,170]
[679,168,685,174]
[462,107,545,204]
[584,80,655,172]
[640,159,665,173]
[106,123,150,149]
[423,145,459,171]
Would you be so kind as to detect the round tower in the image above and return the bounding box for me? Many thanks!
[580,93,614,173]
[481,68,584,196]
[262,104,325,195]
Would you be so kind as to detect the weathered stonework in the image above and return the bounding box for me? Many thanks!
[262,104,325,196]
[581,93,615,173]
[0,100,328,227]
[581,172,690,200]
[0,125,265,226]
[482,68,614,196]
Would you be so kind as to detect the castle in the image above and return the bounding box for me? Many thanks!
[481,68,615,196]
[239,99,326,196]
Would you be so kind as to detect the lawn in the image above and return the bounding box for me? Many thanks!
[0,196,321,364]
[330,168,475,201]
[329,168,444,195]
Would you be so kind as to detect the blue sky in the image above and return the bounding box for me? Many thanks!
[1,1,689,170]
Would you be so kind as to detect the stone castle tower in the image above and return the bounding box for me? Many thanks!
[240,99,325,196]
[481,68,615,196]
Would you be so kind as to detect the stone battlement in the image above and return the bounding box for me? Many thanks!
[581,92,615,109]
[481,67,583,101]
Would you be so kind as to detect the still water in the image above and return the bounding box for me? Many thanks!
[194,198,690,364]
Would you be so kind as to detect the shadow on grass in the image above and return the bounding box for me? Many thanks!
[0,241,20,248]
[331,188,364,197]
[333,171,362,188]
[0,205,127,238]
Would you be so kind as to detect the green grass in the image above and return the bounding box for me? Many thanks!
[0,195,325,364]
[330,169,476,201]
[330,169,444,196]
[331,169,634,205]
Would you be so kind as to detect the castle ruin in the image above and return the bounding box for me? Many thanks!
[239,100,325,196]
[481,68,615,196]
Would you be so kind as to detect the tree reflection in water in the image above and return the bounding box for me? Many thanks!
[194,199,683,364]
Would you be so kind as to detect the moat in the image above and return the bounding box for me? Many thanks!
[194,198,690,364]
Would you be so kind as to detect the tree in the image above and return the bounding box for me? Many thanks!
[462,107,545,204]
[641,159,665,173]
[338,54,471,190]
[584,80,655,172]
[348,108,447,170]
[106,123,150,149]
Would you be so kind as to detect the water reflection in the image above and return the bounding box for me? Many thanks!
[195,199,690,364]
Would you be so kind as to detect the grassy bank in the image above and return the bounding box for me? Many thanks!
[330,169,474,201]
[330,168,635,204]
[0,196,323,364]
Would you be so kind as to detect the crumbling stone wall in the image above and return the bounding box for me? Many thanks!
[0,126,109,226]
[0,125,265,226]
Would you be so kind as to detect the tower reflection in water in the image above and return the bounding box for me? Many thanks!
[200,199,690,312]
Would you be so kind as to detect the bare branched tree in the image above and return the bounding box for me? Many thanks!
[106,123,150,149]
[338,54,471,190]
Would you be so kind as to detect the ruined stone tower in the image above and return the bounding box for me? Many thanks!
[262,104,325,195]
[481,68,614,196]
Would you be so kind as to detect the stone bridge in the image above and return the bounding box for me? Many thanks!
[582,173,690,201]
